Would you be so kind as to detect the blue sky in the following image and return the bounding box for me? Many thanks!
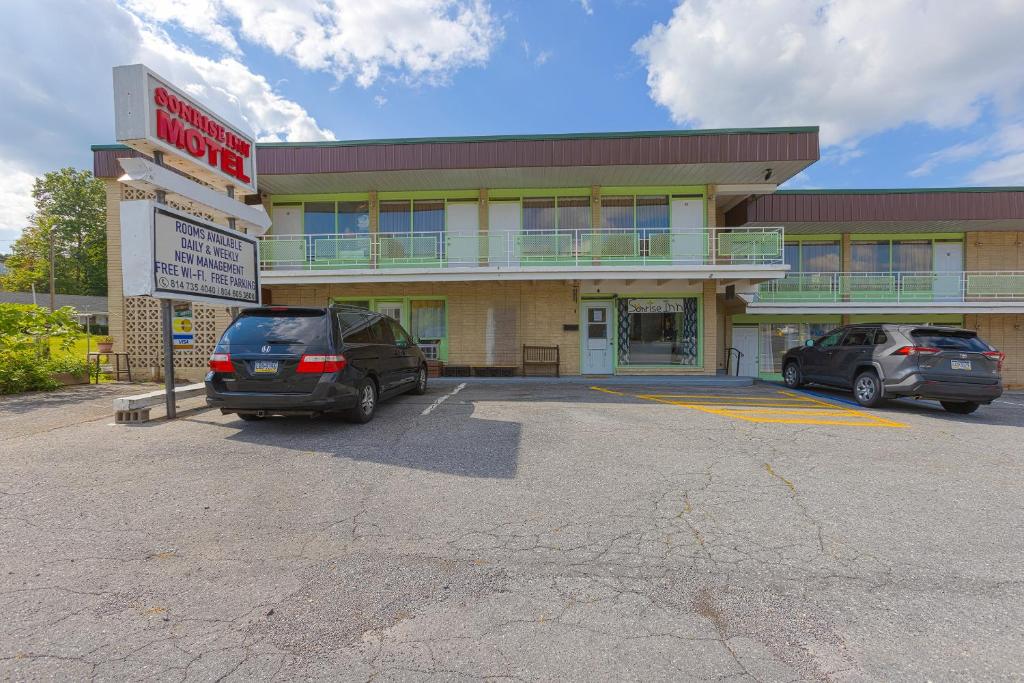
[2,0,1024,249]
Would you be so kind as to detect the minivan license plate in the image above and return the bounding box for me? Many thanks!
[951,359,972,370]
[253,360,279,374]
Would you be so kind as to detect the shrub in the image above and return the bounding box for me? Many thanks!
[0,303,82,354]
[0,349,60,394]
[47,354,90,376]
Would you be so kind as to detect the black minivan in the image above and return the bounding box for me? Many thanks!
[206,305,428,422]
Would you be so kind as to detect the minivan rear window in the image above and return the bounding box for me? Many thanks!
[910,329,990,353]
[221,309,328,347]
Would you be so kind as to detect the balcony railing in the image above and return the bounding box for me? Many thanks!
[259,227,784,271]
[754,271,1024,304]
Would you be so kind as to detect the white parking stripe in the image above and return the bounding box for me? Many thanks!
[421,382,466,415]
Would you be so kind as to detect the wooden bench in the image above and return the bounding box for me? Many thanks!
[113,383,206,423]
[523,345,560,377]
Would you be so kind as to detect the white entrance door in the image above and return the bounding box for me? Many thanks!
[732,326,759,377]
[582,302,614,375]
[670,197,705,264]
[933,241,964,301]
[488,200,521,266]
[446,201,479,267]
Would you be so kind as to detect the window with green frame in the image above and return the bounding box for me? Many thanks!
[600,194,670,230]
[521,196,591,231]
[297,200,371,236]
[784,240,841,272]
[379,199,446,235]
[850,236,962,273]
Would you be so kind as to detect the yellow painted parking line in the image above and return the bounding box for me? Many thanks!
[721,408,858,415]
[776,390,908,428]
[588,385,908,428]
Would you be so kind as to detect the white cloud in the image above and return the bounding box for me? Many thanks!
[0,0,334,241]
[911,123,1024,184]
[634,0,1024,147]
[0,161,36,249]
[577,0,593,15]
[968,153,1024,185]
[125,0,503,88]
[123,0,239,53]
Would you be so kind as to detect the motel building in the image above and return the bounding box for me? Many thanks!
[92,126,1024,388]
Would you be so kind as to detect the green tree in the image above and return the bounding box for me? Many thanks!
[0,168,106,296]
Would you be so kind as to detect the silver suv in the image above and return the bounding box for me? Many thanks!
[782,324,1004,414]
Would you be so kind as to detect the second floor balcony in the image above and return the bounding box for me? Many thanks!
[258,227,786,283]
[749,270,1024,313]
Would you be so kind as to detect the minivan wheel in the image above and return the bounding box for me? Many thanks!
[783,362,803,388]
[345,380,377,423]
[940,401,980,415]
[853,371,884,408]
[410,365,428,395]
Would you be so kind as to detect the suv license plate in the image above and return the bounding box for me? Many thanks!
[253,360,279,374]
[951,359,972,370]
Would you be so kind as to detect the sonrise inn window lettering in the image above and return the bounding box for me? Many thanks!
[616,298,699,367]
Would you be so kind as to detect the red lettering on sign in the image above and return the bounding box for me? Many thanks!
[205,136,222,166]
[152,83,252,185]
[220,149,251,184]
[184,128,206,157]
[156,109,186,148]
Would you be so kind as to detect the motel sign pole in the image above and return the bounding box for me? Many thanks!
[152,150,177,419]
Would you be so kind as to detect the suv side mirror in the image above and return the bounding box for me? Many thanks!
[805,339,815,347]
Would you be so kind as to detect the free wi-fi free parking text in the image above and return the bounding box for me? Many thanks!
[153,209,258,303]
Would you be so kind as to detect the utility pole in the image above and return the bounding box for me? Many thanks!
[48,220,56,312]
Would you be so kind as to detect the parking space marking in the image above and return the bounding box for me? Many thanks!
[590,386,908,428]
[421,382,467,415]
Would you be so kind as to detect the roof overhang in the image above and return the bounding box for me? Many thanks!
[254,164,797,196]
[94,127,819,196]
[727,189,1024,232]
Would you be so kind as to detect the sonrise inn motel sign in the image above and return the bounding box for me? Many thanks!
[152,87,251,185]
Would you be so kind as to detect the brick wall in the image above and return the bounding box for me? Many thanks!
[965,231,1024,270]
[268,281,582,374]
[965,314,1024,389]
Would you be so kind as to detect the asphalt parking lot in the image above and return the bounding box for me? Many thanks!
[1,379,1022,680]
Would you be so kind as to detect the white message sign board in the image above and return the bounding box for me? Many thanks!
[121,201,260,307]
[113,64,257,195]
[625,298,692,314]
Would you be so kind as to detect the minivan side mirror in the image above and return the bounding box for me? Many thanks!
[395,339,408,349]
[805,339,815,347]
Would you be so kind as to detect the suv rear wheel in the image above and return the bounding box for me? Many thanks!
[853,371,884,408]
[783,362,804,388]
[345,379,377,423]
[940,401,980,415]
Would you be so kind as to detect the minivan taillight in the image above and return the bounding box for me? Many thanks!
[983,350,1005,371]
[209,353,234,373]
[893,346,941,356]
[296,354,347,373]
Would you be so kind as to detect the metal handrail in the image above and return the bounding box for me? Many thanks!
[755,270,1024,303]
[258,226,786,270]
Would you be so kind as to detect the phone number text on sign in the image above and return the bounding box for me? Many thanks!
[152,208,259,304]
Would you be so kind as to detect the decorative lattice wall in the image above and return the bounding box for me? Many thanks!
[118,186,230,376]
